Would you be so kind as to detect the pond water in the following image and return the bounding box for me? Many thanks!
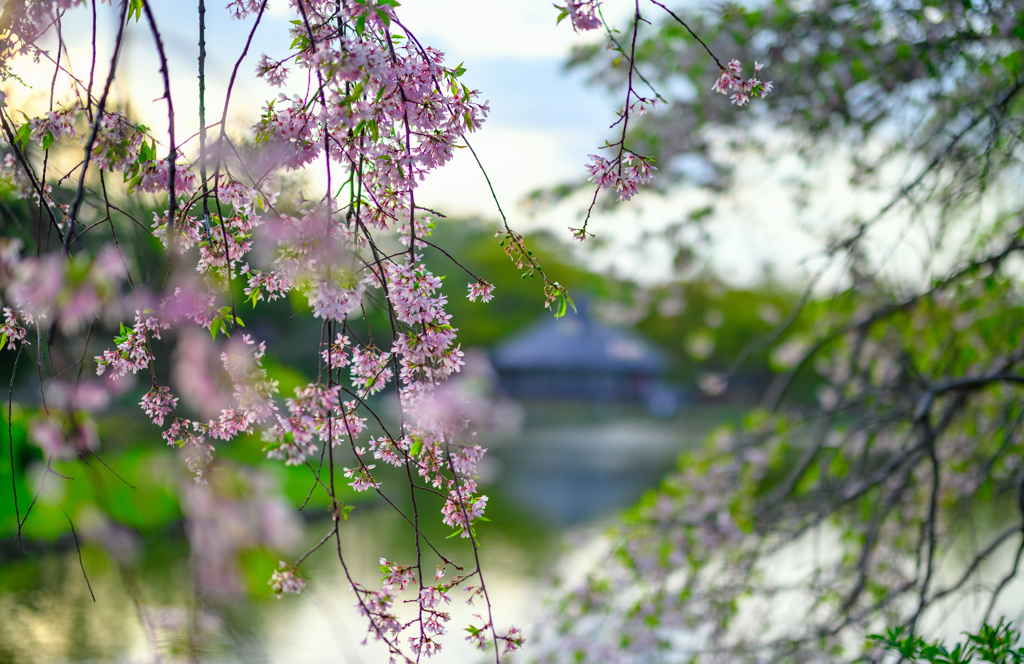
[0,405,740,664]
[4,402,1024,663]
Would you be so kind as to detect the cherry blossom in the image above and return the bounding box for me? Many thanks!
[308,277,365,322]
[350,346,394,397]
[712,59,773,106]
[256,54,289,87]
[27,109,75,145]
[0,307,29,350]
[226,0,261,20]
[140,387,178,426]
[90,112,144,171]
[585,152,657,202]
[0,0,585,656]
[561,0,602,32]
[441,479,488,536]
[344,464,379,492]
[467,280,495,303]
[500,626,525,654]
[95,311,168,379]
[268,562,306,597]
[136,157,197,196]
[369,436,409,467]
[321,333,350,370]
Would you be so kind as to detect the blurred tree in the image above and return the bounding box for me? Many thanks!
[537,1,1024,662]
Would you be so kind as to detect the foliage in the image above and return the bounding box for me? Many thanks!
[872,619,1024,664]
[564,0,1024,195]
[533,0,1024,662]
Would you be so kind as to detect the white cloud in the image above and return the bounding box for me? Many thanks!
[395,0,635,59]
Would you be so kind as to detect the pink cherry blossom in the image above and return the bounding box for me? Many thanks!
[0,307,29,349]
[321,333,350,370]
[268,562,306,596]
[467,280,495,303]
[28,109,76,145]
[141,386,178,426]
[256,54,289,87]
[585,152,657,202]
[563,0,602,31]
[711,59,773,106]
[344,464,379,492]
[441,479,488,536]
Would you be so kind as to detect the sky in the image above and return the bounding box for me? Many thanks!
[6,0,930,289]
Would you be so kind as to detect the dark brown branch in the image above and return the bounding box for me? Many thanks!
[140,0,178,247]
[65,0,130,254]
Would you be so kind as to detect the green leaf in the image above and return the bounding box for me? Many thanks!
[129,0,144,22]
[14,122,31,150]
[209,318,221,340]
[555,294,568,318]
[41,131,54,151]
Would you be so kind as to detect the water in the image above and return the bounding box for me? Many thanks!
[3,403,1022,663]
[0,405,739,664]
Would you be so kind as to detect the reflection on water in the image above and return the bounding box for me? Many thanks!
[0,406,735,663]
[0,507,559,664]
[4,403,1022,663]
[493,404,732,524]
[498,421,679,523]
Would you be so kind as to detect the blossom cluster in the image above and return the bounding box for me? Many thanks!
[268,562,306,597]
[3,243,127,334]
[95,311,167,378]
[140,387,177,427]
[467,280,495,303]
[321,333,350,370]
[712,60,774,106]
[441,479,489,536]
[27,109,75,145]
[256,54,288,87]
[561,0,602,32]
[586,152,657,202]
[356,559,416,643]
[0,307,28,350]
[263,383,338,466]
[8,103,196,208]
[90,112,144,171]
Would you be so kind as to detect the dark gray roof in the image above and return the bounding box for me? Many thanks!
[491,305,666,374]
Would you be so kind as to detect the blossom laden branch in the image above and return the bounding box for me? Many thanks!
[554,0,771,240]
